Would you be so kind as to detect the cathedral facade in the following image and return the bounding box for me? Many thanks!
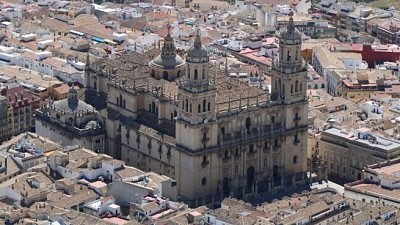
[85,17,308,207]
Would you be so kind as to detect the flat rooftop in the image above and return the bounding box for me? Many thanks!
[347,182,400,203]
[323,127,400,151]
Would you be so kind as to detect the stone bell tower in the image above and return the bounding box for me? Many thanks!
[270,11,308,182]
[176,29,218,151]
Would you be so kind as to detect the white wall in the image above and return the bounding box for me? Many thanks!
[340,58,363,71]
[0,187,21,202]
[56,165,80,179]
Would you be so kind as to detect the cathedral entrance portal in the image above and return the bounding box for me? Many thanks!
[246,166,255,192]
[223,177,230,198]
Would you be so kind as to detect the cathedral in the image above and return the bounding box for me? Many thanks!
[85,15,308,207]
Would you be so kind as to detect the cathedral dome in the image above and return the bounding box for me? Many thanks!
[279,12,302,45]
[186,29,209,63]
[150,54,185,69]
[53,85,95,113]
[149,23,186,74]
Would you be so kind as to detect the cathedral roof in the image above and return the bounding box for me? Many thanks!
[186,29,208,63]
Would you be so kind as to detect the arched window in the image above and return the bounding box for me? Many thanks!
[208,102,211,111]
[181,100,184,110]
[321,83,325,89]
[246,117,251,129]
[198,104,201,113]
[295,80,298,92]
[202,68,205,79]
[151,102,155,114]
[293,156,298,164]
[163,71,169,80]
[174,110,177,117]
[185,99,188,112]
[203,99,206,112]
[202,177,207,186]
[190,104,192,113]
[188,69,190,79]
[194,69,198,79]
[287,50,291,61]
[291,85,293,93]
[224,150,229,159]
[300,83,303,92]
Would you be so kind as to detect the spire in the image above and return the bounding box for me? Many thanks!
[228,95,231,112]
[239,92,242,109]
[288,11,294,31]
[225,57,228,74]
[161,22,176,56]
[85,51,90,70]
[247,91,250,106]
[194,28,202,49]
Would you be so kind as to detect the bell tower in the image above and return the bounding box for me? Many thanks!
[176,29,218,151]
[271,12,307,104]
[270,12,308,177]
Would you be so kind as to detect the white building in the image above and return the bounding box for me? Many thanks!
[360,101,384,120]
[108,172,178,206]
[345,158,400,208]
[83,196,121,217]
[275,5,292,14]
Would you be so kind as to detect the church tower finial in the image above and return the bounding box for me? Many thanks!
[288,11,294,30]
[194,28,202,49]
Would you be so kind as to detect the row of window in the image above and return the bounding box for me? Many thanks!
[181,99,211,113]
[188,68,206,80]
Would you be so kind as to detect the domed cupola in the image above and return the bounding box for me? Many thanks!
[186,29,208,63]
[279,11,302,45]
[149,23,185,81]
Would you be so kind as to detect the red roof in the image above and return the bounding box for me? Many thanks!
[1,86,39,109]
